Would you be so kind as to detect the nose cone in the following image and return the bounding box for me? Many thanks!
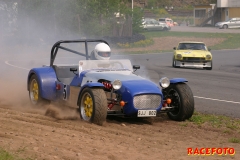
[121,79,161,95]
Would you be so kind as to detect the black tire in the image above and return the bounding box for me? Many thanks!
[29,74,50,106]
[172,57,179,68]
[223,24,228,29]
[164,83,194,121]
[78,88,107,126]
[204,61,212,70]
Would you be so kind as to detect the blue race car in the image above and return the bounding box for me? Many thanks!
[27,39,194,125]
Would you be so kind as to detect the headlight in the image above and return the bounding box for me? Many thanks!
[159,77,170,88]
[176,54,182,59]
[112,80,122,90]
[206,54,211,59]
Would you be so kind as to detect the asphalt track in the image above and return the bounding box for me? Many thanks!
[1,48,240,118]
[115,50,240,118]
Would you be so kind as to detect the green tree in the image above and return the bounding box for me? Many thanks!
[15,0,143,43]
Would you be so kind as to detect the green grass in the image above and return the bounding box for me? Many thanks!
[184,112,240,144]
[0,148,32,160]
[229,138,240,143]
[0,148,14,160]
[114,30,240,53]
[141,31,240,51]
[188,112,240,131]
[228,138,240,143]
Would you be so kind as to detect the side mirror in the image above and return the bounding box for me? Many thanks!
[133,65,140,70]
[133,65,140,72]
[208,48,211,51]
[173,47,176,50]
[70,68,77,72]
[70,68,78,75]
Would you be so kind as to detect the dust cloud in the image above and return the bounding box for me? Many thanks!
[45,104,79,120]
[0,1,158,120]
[0,1,83,120]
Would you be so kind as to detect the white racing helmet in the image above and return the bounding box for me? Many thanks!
[91,43,111,60]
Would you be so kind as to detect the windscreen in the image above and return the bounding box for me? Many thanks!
[79,59,133,72]
[178,43,207,50]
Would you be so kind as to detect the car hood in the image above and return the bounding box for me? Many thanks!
[120,80,161,95]
[176,50,211,57]
[85,70,145,82]
[85,71,161,94]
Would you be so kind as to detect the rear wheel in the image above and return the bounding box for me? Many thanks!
[163,27,168,31]
[164,83,194,121]
[79,88,107,126]
[29,75,50,106]
[223,24,228,29]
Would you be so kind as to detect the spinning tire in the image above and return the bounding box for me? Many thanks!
[29,75,49,106]
[79,88,107,125]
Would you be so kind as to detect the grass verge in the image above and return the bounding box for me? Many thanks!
[0,148,15,160]
[114,31,240,53]
[0,148,32,160]
[180,112,240,143]
[189,112,240,129]
[142,31,240,51]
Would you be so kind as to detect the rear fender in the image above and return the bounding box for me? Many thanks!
[77,83,104,106]
[27,67,57,101]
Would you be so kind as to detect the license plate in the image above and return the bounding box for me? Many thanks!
[137,110,156,117]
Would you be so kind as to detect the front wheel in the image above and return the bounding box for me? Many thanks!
[172,58,179,68]
[164,83,194,121]
[78,88,107,126]
[29,74,50,106]
[204,61,212,70]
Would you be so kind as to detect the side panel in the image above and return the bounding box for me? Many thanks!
[70,70,90,87]
[27,67,57,101]
[68,86,81,108]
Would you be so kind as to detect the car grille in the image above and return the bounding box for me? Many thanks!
[133,94,161,109]
[183,57,205,61]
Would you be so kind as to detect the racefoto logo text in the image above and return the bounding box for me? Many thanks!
[187,147,235,156]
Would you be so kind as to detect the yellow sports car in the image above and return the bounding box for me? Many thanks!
[172,41,212,70]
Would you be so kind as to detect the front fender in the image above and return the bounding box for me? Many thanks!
[77,82,104,106]
[27,67,57,101]
[170,78,188,84]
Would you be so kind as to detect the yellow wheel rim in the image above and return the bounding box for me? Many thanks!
[30,79,39,104]
[80,92,93,121]
[84,95,93,117]
[32,81,39,101]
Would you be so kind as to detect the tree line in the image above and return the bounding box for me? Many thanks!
[1,0,143,44]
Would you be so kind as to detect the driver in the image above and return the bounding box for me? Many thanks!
[90,43,111,60]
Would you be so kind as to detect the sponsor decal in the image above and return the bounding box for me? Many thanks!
[63,84,67,100]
